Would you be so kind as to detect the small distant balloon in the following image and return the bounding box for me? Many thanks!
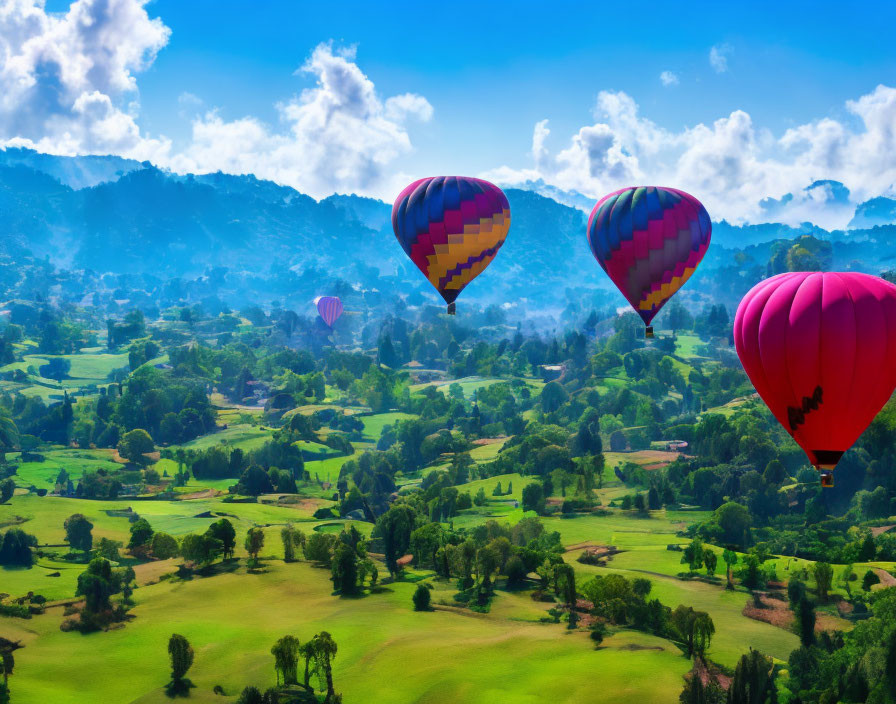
[315,296,343,327]
[587,186,711,337]
[734,272,896,487]
[392,176,510,314]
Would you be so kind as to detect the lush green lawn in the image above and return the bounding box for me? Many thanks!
[12,448,122,489]
[359,411,416,441]
[456,473,535,503]
[671,334,704,359]
[4,560,691,704]
[175,425,272,452]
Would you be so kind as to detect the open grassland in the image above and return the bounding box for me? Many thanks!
[4,560,692,704]
[175,425,272,452]
[360,411,416,441]
[11,448,122,489]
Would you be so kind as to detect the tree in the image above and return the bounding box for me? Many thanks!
[522,482,545,514]
[167,633,194,687]
[556,562,578,628]
[94,537,122,562]
[117,428,154,465]
[0,478,13,504]
[179,533,222,567]
[813,561,833,602]
[671,606,714,658]
[281,524,297,563]
[76,558,117,614]
[0,529,36,567]
[713,502,752,546]
[245,527,265,566]
[413,583,432,611]
[64,514,93,553]
[299,641,318,690]
[331,541,359,594]
[128,518,154,553]
[271,635,300,686]
[795,597,815,647]
[726,649,775,704]
[305,533,336,566]
[375,504,417,577]
[722,549,738,589]
[237,687,264,704]
[312,632,338,703]
[863,569,881,591]
[682,538,704,572]
[206,519,236,560]
[703,549,718,578]
[151,532,179,560]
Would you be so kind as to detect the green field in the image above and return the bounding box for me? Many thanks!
[11,448,122,489]
[176,425,272,452]
[3,559,693,704]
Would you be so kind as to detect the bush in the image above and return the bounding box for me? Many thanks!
[413,583,432,611]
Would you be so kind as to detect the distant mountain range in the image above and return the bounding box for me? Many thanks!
[1,147,894,321]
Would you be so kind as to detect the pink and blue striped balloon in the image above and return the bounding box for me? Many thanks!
[316,296,343,327]
[587,186,711,335]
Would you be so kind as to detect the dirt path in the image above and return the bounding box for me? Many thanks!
[874,568,896,587]
[871,525,896,537]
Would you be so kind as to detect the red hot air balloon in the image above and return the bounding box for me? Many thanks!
[315,296,343,328]
[587,187,711,337]
[392,176,510,314]
[734,272,896,487]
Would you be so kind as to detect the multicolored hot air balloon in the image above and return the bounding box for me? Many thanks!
[587,187,711,337]
[734,272,896,487]
[392,176,510,314]
[315,296,343,328]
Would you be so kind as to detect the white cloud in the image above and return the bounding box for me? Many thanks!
[660,71,679,87]
[0,0,172,159]
[169,42,433,198]
[483,85,896,228]
[0,3,431,199]
[709,44,732,73]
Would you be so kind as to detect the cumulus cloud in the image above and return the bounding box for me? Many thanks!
[483,85,896,228]
[0,3,432,199]
[660,71,679,87]
[168,43,433,198]
[0,0,172,159]
[709,44,732,73]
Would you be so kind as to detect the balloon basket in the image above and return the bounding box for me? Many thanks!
[447,302,456,315]
[645,326,654,338]
[818,469,834,488]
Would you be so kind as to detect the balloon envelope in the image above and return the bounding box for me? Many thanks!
[587,186,711,327]
[316,296,343,327]
[392,176,510,308]
[734,272,896,477]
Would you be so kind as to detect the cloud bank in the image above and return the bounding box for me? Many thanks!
[485,86,896,228]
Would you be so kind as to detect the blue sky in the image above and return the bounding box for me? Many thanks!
[135,0,895,174]
[5,0,896,226]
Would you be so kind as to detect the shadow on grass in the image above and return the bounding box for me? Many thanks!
[164,678,195,698]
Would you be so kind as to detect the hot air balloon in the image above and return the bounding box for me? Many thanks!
[315,296,343,327]
[734,272,896,487]
[392,176,510,314]
[587,187,711,337]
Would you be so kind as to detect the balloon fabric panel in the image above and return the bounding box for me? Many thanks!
[392,176,510,305]
[587,186,711,325]
[316,296,343,327]
[733,272,896,470]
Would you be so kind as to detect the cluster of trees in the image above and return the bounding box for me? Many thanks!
[162,630,341,703]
